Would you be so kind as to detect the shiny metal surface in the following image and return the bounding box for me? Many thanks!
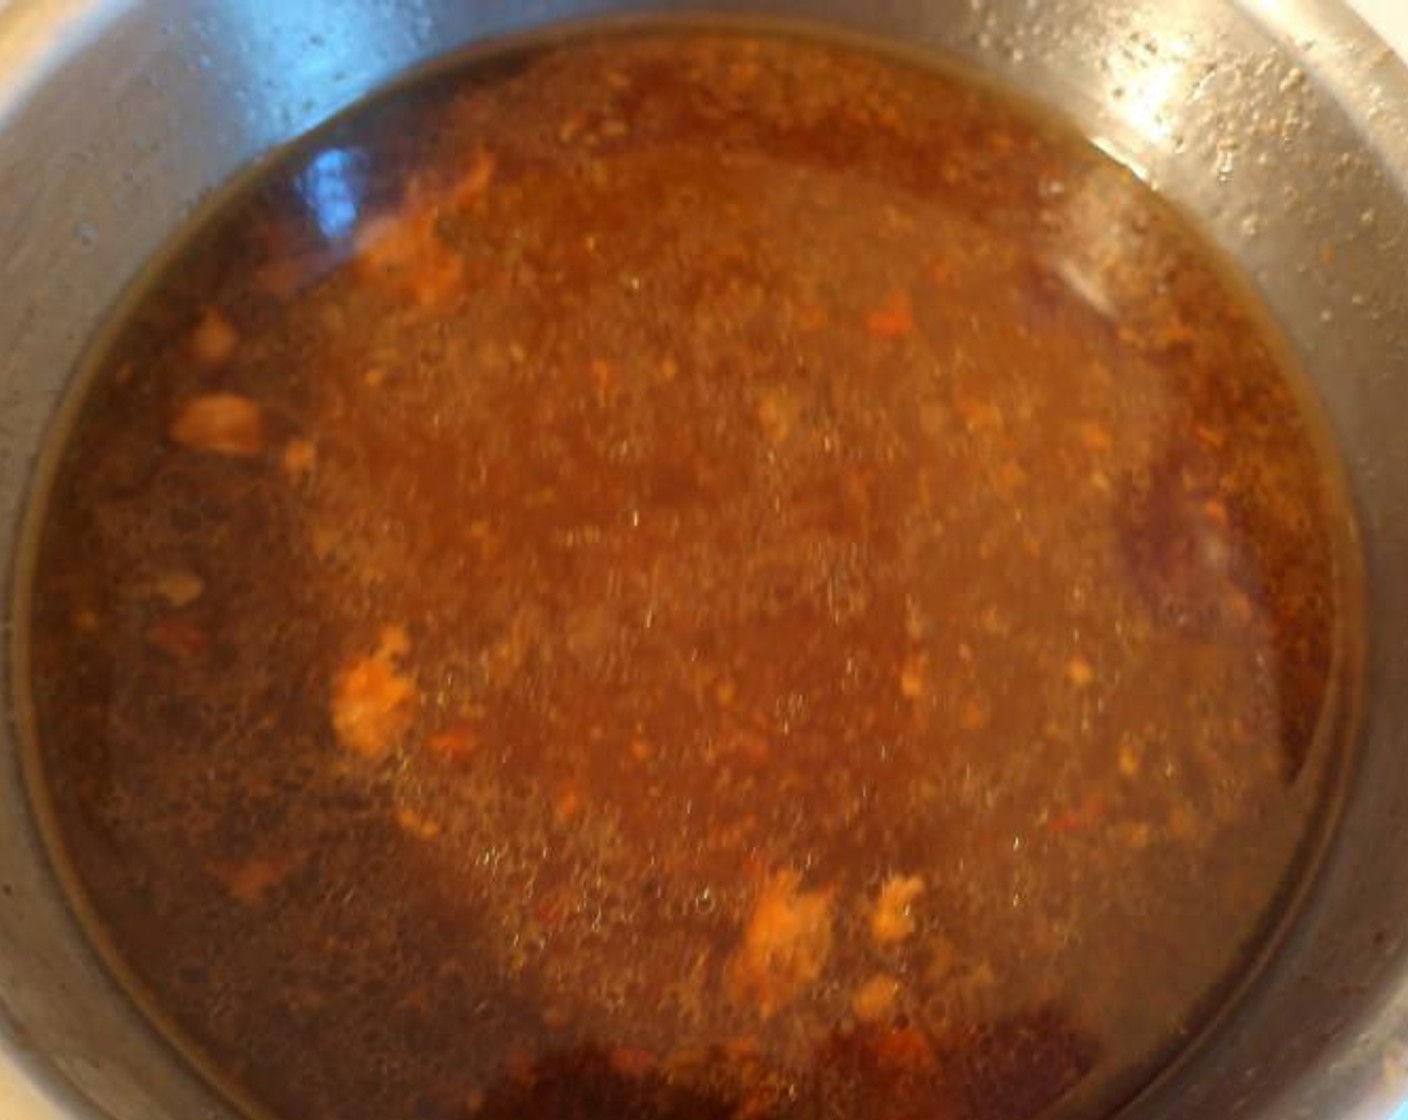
[1351,0,1408,57]
[2,1,1407,1118]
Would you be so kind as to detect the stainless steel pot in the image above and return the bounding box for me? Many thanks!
[2,1,1407,1118]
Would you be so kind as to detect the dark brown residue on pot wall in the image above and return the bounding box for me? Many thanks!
[26,31,1350,1120]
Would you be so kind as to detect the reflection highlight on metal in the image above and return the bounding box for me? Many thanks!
[1110,33,1200,146]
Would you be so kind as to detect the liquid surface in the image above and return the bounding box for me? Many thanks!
[27,32,1352,1120]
